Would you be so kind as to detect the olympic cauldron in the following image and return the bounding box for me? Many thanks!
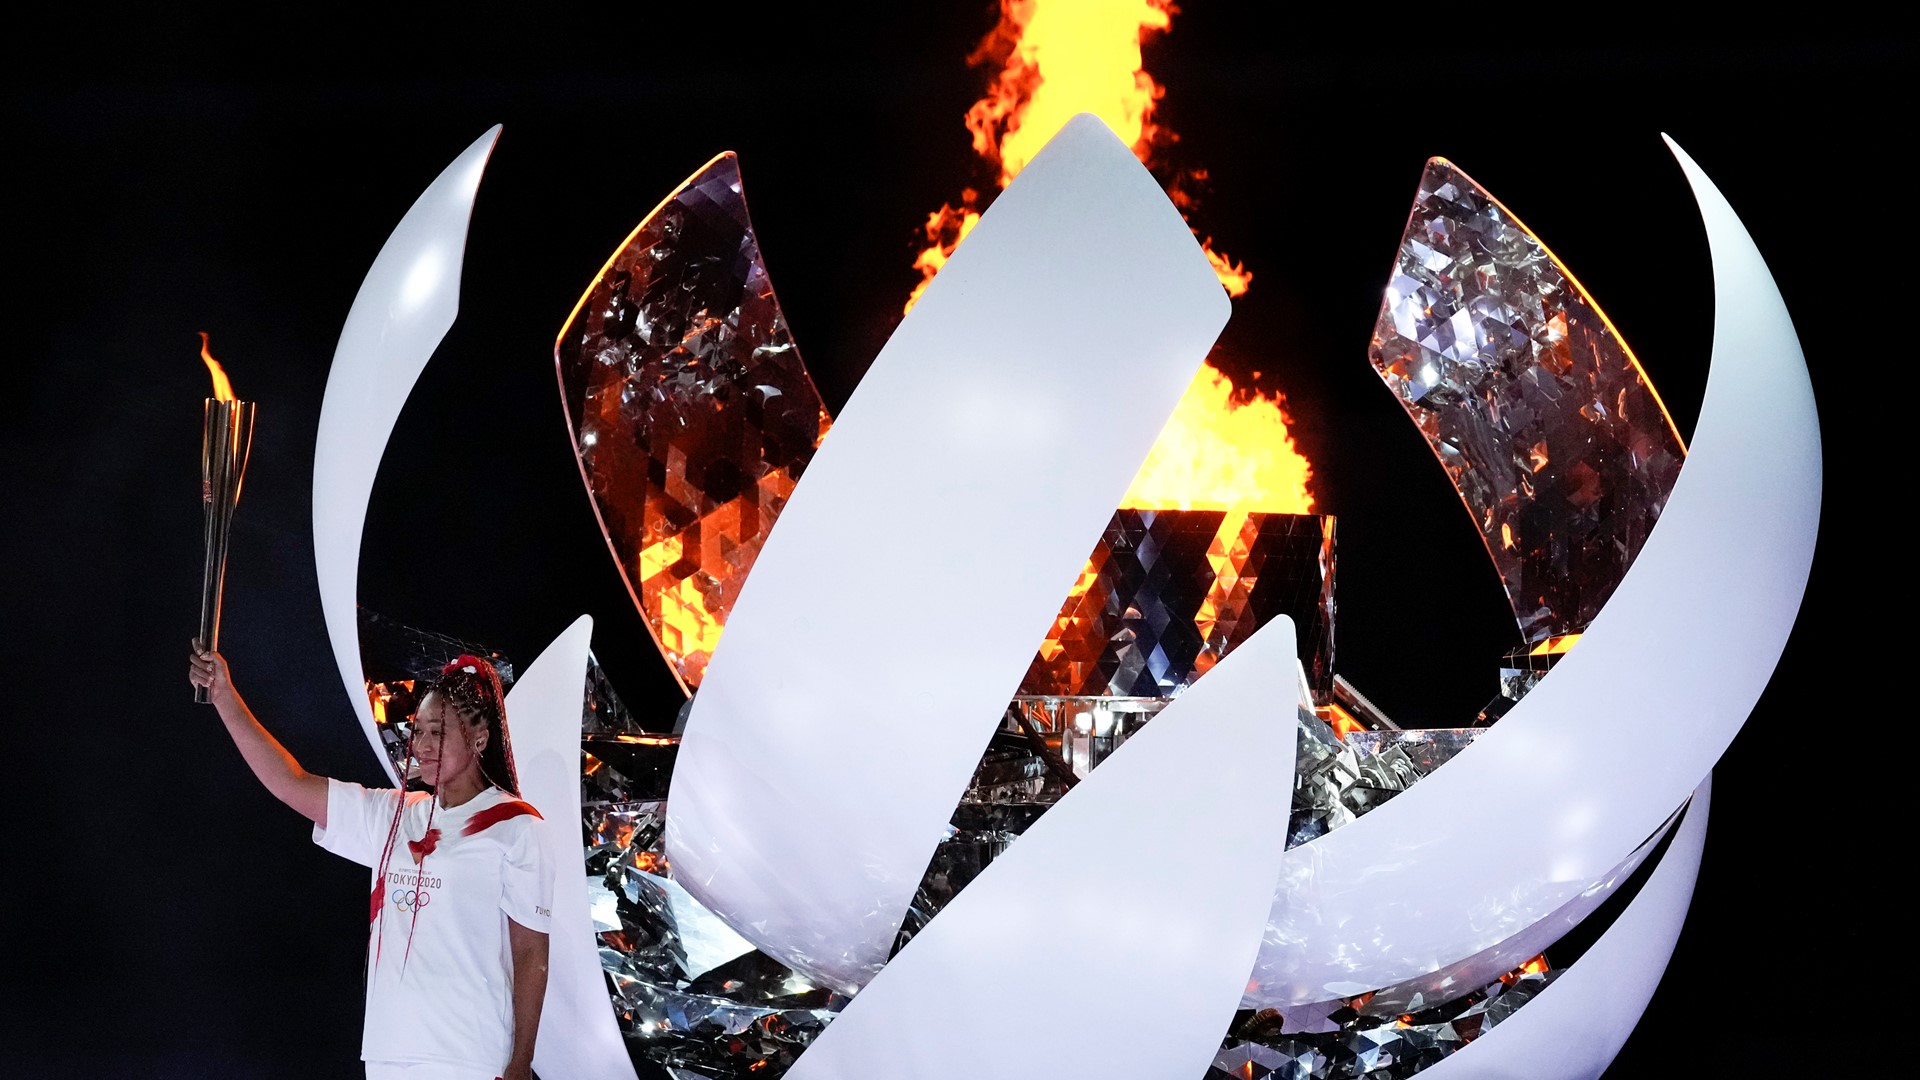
[346,140,1715,1080]
[341,140,1704,1080]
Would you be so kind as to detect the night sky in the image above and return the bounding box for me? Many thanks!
[6,8,1895,1078]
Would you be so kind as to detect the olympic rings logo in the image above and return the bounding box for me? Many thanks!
[391,887,432,914]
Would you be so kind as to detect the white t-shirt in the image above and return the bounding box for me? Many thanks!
[313,779,552,1071]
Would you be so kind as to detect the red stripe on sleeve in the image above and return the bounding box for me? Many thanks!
[462,799,543,835]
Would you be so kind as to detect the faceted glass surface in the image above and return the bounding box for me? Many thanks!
[1369,159,1686,642]
[584,797,838,1078]
[1292,717,1482,847]
[1020,510,1336,700]
[556,153,831,690]
[553,151,1639,1080]
[1206,970,1555,1079]
[1010,696,1170,779]
[580,672,1512,1079]
[576,659,839,1077]
[1342,728,1480,777]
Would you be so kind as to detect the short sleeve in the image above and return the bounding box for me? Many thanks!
[312,778,403,868]
[500,817,553,932]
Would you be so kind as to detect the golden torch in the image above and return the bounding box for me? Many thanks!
[196,332,255,702]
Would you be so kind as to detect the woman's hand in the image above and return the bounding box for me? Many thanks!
[188,639,236,710]
[498,1064,533,1080]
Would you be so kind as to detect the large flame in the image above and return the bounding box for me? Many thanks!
[965,0,1172,187]
[905,1,1306,518]
[1037,366,1314,681]
[1202,240,1252,298]
[198,331,236,401]
[907,0,1250,313]
[905,197,982,313]
[1123,367,1313,512]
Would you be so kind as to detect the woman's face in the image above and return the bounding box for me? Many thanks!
[411,693,487,787]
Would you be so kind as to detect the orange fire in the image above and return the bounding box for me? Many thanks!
[635,467,801,688]
[1123,367,1313,512]
[1037,368,1314,681]
[1500,954,1552,985]
[198,332,236,401]
[965,0,1172,187]
[1528,633,1581,657]
[639,534,725,676]
[1203,242,1253,298]
[907,0,1250,312]
[905,197,982,313]
[907,2,1308,520]
[1321,702,1366,739]
[908,3,1318,679]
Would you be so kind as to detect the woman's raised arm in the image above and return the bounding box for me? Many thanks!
[189,641,330,826]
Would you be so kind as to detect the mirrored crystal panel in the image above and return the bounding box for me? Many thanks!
[1020,510,1336,700]
[575,662,840,1077]
[580,665,1505,1080]
[585,797,840,1078]
[1369,159,1685,642]
[556,153,831,690]
[1207,968,1555,1079]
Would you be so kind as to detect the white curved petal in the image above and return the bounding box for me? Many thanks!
[1245,136,1820,1005]
[312,127,500,783]
[1320,810,1675,1015]
[665,113,1232,994]
[1418,778,1710,1080]
[787,619,1298,1080]
[505,615,637,1080]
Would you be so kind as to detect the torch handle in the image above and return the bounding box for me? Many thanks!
[196,399,254,703]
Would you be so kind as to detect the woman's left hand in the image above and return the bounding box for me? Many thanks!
[498,1062,534,1080]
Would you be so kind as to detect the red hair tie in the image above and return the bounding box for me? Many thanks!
[443,654,485,675]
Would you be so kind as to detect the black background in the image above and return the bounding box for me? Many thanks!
[5,7,1896,1078]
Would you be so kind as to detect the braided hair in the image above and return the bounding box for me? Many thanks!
[419,654,519,796]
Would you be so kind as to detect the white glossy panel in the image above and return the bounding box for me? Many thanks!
[1244,137,1820,1005]
[1318,812,1674,1015]
[312,127,499,784]
[665,114,1231,993]
[787,619,1298,1080]
[1419,779,1710,1080]
[505,615,637,1080]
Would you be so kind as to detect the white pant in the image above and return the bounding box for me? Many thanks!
[365,1063,499,1080]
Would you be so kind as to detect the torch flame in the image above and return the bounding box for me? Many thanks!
[198,331,236,401]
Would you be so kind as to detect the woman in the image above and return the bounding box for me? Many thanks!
[189,641,550,1080]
